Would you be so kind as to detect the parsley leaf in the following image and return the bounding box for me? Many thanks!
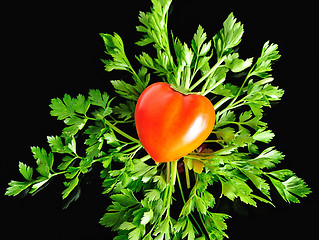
[50,94,76,120]
[267,170,311,203]
[100,189,140,230]
[213,12,244,59]
[100,32,132,72]
[88,89,109,108]
[18,161,33,181]
[6,181,32,197]
[101,33,150,101]
[225,53,253,73]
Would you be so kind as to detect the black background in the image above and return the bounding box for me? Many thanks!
[2,1,318,239]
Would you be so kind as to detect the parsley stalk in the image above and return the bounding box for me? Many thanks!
[225,63,256,109]
[97,113,140,144]
[176,166,206,237]
[189,55,227,92]
[171,160,177,185]
[184,159,191,189]
[213,96,232,111]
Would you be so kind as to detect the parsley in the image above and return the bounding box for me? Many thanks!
[6,0,311,239]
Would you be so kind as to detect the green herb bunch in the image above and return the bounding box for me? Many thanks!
[6,0,311,239]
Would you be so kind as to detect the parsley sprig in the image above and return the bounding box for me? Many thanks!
[6,0,311,239]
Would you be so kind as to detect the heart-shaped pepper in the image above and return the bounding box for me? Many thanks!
[135,82,215,162]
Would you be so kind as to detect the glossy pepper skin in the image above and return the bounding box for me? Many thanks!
[135,82,215,162]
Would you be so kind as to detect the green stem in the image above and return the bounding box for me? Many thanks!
[51,170,67,177]
[166,162,170,183]
[190,56,199,84]
[97,114,140,144]
[140,154,152,162]
[176,170,186,204]
[189,55,226,92]
[123,144,142,154]
[162,183,170,207]
[201,77,227,96]
[165,10,175,71]
[227,63,255,108]
[130,145,143,159]
[163,169,175,218]
[176,171,205,237]
[198,212,209,237]
[184,159,191,189]
[214,96,232,111]
[183,67,191,90]
[204,139,224,143]
[217,99,245,116]
[171,161,178,186]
